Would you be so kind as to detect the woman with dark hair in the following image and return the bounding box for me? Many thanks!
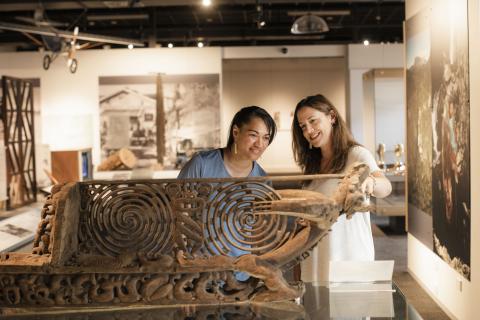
[178,105,276,179]
[292,94,391,284]
[177,106,276,280]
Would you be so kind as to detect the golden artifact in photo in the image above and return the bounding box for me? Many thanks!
[376,143,386,170]
[0,164,371,310]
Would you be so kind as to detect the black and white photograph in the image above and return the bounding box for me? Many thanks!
[99,74,220,168]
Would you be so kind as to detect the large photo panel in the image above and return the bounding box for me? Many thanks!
[430,0,471,280]
[406,0,471,280]
[406,7,433,249]
[99,74,220,169]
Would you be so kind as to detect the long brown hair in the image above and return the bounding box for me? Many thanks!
[292,94,359,174]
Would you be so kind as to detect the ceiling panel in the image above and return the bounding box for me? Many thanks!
[0,0,405,50]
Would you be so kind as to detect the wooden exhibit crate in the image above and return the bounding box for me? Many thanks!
[51,149,92,183]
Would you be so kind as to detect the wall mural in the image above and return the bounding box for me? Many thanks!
[99,74,220,169]
[406,0,471,280]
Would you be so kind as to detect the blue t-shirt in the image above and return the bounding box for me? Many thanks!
[177,148,267,179]
[177,148,267,281]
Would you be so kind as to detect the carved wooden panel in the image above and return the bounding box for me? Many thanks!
[1,76,37,209]
[0,164,370,308]
[77,180,293,259]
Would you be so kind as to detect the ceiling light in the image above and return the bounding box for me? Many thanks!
[168,43,174,48]
[202,0,212,7]
[255,3,265,30]
[197,41,204,48]
[291,14,329,34]
[128,43,134,49]
[363,39,370,46]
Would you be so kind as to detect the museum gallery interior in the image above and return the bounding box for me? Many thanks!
[0,0,478,319]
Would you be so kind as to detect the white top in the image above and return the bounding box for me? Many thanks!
[300,146,380,284]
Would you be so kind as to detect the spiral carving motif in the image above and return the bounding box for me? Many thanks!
[204,182,288,256]
[81,184,174,256]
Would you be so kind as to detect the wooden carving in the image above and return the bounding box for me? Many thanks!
[1,76,37,209]
[0,163,371,308]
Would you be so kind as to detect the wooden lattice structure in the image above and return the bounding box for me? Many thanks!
[0,164,370,308]
[0,76,37,209]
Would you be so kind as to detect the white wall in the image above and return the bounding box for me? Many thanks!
[347,43,404,147]
[0,47,222,164]
[0,43,404,173]
[406,0,480,319]
[222,45,345,59]
[222,57,346,172]
[374,73,405,164]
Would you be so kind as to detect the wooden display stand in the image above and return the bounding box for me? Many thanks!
[51,149,92,183]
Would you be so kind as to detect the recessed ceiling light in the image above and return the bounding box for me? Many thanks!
[202,0,212,7]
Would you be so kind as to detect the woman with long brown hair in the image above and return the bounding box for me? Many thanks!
[292,94,391,284]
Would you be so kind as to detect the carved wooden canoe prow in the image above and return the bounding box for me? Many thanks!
[0,163,370,308]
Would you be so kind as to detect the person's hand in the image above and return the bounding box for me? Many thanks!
[361,174,376,196]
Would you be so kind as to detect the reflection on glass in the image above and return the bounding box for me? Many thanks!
[0,282,424,319]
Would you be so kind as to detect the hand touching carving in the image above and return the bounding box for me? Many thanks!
[254,163,373,227]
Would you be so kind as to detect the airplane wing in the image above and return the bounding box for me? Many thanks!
[0,22,144,47]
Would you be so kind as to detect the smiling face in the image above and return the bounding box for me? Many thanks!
[296,106,335,149]
[233,116,271,161]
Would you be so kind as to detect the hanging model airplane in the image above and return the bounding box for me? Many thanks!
[0,20,144,73]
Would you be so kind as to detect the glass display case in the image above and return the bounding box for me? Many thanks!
[0,282,423,319]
